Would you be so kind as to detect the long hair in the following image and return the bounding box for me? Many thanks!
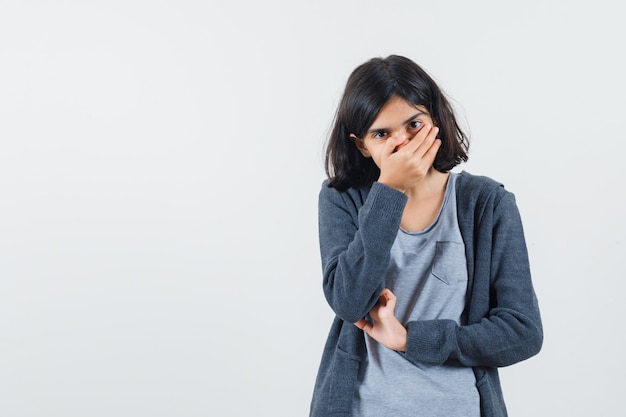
[324,55,469,192]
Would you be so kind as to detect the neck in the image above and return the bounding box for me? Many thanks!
[404,169,450,200]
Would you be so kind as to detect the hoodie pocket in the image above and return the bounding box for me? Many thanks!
[327,346,362,414]
[475,367,507,416]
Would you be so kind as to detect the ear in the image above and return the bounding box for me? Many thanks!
[349,134,371,157]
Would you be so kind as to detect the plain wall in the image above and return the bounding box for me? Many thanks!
[1,1,624,416]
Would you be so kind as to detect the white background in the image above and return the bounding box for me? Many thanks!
[1,1,624,416]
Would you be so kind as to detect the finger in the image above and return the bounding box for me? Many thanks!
[400,123,435,154]
[421,137,442,166]
[354,319,372,333]
[379,288,397,313]
[413,126,439,157]
[382,134,405,156]
[382,288,395,298]
[385,292,397,311]
[379,288,394,306]
[378,292,387,306]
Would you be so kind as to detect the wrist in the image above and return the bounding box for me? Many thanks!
[397,328,408,352]
[389,322,408,352]
[377,177,406,194]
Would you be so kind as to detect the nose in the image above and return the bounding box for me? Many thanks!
[394,130,411,146]
[393,131,410,149]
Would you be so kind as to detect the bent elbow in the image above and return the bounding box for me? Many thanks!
[526,325,544,358]
[323,279,381,324]
[506,323,543,366]
[323,288,367,324]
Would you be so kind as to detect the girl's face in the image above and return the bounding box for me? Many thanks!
[350,95,434,169]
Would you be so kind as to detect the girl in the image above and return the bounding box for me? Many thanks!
[310,55,542,417]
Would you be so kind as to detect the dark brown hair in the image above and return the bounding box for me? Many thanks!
[325,55,469,192]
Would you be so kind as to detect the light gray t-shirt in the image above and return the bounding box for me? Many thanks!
[352,173,480,417]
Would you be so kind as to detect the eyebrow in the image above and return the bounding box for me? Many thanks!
[367,112,425,135]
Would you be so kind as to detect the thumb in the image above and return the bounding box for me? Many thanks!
[354,319,373,333]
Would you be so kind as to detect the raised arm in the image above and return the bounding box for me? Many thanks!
[318,181,407,323]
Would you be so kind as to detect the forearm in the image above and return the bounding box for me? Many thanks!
[400,188,542,367]
[403,308,542,367]
[319,182,407,322]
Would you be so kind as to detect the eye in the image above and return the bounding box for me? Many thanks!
[409,120,422,130]
[372,131,388,139]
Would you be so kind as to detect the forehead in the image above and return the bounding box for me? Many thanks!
[370,96,430,127]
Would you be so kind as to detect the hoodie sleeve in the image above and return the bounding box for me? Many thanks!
[318,181,407,324]
[402,189,543,367]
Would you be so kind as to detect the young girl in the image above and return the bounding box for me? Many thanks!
[310,55,543,417]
